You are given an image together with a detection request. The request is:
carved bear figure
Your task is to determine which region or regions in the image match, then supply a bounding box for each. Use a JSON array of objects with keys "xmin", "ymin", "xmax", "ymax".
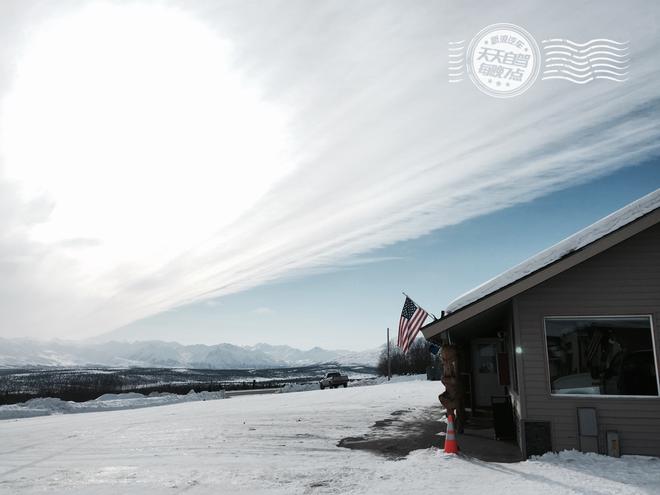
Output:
[{"xmin": 438, "ymin": 344, "xmax": 466, "ymax": 433}]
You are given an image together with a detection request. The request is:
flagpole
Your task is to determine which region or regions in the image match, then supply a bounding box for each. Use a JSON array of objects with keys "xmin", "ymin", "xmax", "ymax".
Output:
[
  {"xmin": 402, "ymin": 291, "xmax": 438, "ymax": 321},
  {"xmin": 386, "ymin": 328, "xmax": 391, "ymax": 381}
]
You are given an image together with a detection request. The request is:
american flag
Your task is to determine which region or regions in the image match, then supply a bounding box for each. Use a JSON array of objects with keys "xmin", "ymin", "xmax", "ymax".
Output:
[{"xmin": 398, "ymin": 296, "xmax": 428, "ymax": 353}]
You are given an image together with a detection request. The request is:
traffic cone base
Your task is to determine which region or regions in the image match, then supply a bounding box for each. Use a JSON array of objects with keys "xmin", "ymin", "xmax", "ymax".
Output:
[{"xmin": 443, "ymin": 414, "xmax": 459, "ymax": 454}]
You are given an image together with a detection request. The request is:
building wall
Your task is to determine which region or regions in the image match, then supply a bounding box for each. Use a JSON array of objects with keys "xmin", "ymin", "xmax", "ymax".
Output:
[{"xmin": 514, "ymin": 221, "xmax": 660, "ymax": 456}]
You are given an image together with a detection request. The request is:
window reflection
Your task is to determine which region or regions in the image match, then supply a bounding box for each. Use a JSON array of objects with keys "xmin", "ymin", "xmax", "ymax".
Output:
[{"xmin": 545, "ymin": 317, "xmax": 658, "ymax": 396}]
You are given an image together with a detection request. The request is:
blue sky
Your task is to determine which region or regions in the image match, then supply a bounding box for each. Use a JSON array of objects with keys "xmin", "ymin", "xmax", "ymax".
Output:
[{"xmin": 112, "ymin": 160, "xmax": 660, "ymax": 350}]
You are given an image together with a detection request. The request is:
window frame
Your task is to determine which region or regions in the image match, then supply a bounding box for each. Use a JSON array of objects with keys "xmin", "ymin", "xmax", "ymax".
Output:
[{"xmin": 542, "ymin": 315, "xmax": 660, "ymax": 399}]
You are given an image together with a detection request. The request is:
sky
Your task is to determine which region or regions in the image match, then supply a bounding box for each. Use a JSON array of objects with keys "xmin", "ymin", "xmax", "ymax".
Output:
[
  {"xmin": 111, "ymin": 162, "xmax": 660, "ymax": 349},
  {"xmin": 0, "ymin": 1, "xmax": 659, "ymax": 350}
]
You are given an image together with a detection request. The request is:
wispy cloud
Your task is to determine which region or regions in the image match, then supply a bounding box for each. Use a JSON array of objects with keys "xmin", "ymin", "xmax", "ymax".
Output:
[{"xmin": 0, "ymin": 1, "xmax": 659, "ymax": 339}]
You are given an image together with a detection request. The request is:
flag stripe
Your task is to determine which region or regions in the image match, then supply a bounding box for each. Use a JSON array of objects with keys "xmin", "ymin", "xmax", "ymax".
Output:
[
  {"xmin": 403, "ymin": 309, "xmax": 427, "ymax": 351},
  {"xmin": 402, "ymin": 315, "xmax": 416, "ymax": 348},
  {"xmin": 398, "ymin": 316, "xmax": 406, "ymax": 347}
]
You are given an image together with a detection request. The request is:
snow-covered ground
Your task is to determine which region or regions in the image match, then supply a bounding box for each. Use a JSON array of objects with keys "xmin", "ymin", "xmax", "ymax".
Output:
[
  {"xmin": 0, "ymin": 390, "xmax": 226, "ymax": 420},
  {"xmin": 0, "ymin": 374, "xmax": 402, "ymax": 419},
  {"xmin": 1, "ymin": 379, "xmax": 659, "ymax": 494}
]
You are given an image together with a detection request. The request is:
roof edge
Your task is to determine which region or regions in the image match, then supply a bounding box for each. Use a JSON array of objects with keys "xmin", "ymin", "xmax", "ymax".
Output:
[
  {"xmin": 446, "ymin": 188, "xmax": 660, "ymax": 314},
  {"xmin": 422, "ymin": 206, "xmax": 660, "ymax": 340}
]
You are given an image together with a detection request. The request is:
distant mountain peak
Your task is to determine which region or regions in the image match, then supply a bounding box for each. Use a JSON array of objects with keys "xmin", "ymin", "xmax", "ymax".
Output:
[{"xmin": 0, "ymin": 338, "xmax": 380, "ymax": 369}]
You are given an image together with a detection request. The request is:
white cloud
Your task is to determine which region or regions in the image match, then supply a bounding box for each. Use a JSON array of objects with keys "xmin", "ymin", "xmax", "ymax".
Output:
[{"xmin": 0, "ymin": 0, "xmax": 659, "ymax": 340}]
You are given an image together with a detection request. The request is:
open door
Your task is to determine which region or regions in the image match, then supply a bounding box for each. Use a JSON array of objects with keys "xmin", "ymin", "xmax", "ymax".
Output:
[{"xmin": 472, "ymin": 339, "xmax": 505, "ymax": 408}]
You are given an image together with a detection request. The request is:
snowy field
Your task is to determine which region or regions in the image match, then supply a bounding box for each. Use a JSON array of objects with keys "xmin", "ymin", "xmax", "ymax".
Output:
[
  {"xmin": 1, "ymin": 379, "xmax": 659, "ymax": 494},
  {"xmin": 0, "ymin": 390, "xmax": 227, "ymax": 420},
  {"xmin": 0, "ymin": 374, "xmax": 387, "ymax": 420}
]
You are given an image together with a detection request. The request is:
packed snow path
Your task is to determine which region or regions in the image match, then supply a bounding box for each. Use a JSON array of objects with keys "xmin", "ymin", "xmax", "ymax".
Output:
[{"xmin": 1, "ymin": 379, "xmax": 659, "ymax": 494}]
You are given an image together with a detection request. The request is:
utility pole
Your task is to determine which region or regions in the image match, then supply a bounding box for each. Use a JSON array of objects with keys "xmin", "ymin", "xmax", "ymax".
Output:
[{"xmin": 387, "ymin": 327, "xmax": 391, "ymax": 381}]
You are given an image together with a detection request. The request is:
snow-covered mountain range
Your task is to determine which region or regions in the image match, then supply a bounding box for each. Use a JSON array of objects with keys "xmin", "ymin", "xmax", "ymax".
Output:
[{"xmin": 0, "ymin": 338, "xmax": 380, "ymax": 369}]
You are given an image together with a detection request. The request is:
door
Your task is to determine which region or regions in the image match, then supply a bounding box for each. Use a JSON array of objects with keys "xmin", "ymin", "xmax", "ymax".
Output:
[{"xmin": 472, "ymin": 339, "xmax": 505, "ymax": 408}]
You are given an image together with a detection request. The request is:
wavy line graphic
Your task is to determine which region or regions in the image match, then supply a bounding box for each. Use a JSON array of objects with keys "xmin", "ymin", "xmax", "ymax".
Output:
[
  {"xmin": 545, "ymin": 63, "xmax": 628, "ymax": 74},
  {"xmin": 541, "ymin": 38, "xmax": 629, "ymax": 84},
  {"xmin": 544, "ymin": 50, "xmax": 629, "ymax": 61},
  {"xmin": 542, "ymin": 38, "xmax": 628, "ymax": 47},
  {"xmin": 542, "ymin": 44, "xmax": 629, "ymax": 54},
  {"xmin": 542, "ymin": 75, "xmax": 629, "ymax": 83},
  {"xmin": 447, "ymin": 41, "xmax": 465, "ymax": 82},
  {"xmin": 543, "ymin": 69, "xmax": 628, "ymax": 79},
  {"xmin": 544, "ymin": 65, "xmax": 628, "ymax": 77},
  {"xmin": 544, "ymin": 57, "xmax": 629, "ymax": 67}
]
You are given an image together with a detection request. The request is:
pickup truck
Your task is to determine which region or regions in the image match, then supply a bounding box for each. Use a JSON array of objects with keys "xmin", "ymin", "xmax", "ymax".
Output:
[{"xmin": 319, "ymin": 371, "xmax": 349, "ymax": 389}]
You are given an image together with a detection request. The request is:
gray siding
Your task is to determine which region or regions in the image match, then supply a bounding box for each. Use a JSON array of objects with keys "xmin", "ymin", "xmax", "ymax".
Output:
[{"xmin": 514, "ymin": 221, "xmax": 660, "ymax": 456}]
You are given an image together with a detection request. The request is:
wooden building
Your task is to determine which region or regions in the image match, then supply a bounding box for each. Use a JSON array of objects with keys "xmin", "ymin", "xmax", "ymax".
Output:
[{"xmin": 422, "ymin": 189, "xmax": 660, "ymax": 457}]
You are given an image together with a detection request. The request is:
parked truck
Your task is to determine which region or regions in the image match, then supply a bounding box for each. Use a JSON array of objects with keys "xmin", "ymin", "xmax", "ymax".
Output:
[{"xmin": 319, "ymin": 371, "xmax": 349, "ymax": 389}]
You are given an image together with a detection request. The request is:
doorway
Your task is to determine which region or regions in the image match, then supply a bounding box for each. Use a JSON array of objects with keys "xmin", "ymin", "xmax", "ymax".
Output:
[{"xmin": 472, "ymin": 339, "xmax": 505, "ymax": 408}]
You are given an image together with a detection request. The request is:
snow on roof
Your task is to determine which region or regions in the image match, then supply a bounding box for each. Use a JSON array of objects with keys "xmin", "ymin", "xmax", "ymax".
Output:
[{"xmin": 446, "ymin": 188, "xmax": 660, "ymax": 314}]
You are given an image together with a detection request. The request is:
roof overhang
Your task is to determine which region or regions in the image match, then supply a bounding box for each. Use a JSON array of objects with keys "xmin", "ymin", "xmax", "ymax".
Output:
[{"xmin": 422, "ymin": 206, "xmax": 660, "ymax": 341}]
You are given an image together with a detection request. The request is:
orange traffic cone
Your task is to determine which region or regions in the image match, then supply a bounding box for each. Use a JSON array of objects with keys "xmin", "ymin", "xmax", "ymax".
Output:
[{"xmin": 443, "ymin": 414, "xmax": 459, "ymax": 454}]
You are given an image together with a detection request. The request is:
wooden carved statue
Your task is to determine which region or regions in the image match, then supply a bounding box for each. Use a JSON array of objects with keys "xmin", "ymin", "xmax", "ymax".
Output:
[{"xmin": 438, "ymin": 344, "xmax": 466, "ymax": 433}]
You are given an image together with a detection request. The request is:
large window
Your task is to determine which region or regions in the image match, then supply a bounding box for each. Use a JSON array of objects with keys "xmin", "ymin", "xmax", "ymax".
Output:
[{"xmin": 545, "ymin": 317, "xmax": 658, "ymax": 396}]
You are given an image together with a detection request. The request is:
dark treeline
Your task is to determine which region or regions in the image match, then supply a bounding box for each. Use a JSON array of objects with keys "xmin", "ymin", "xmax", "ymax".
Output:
[
  {"xmin": 0, "ymin": 371, "xmax": 276, "ymax": 405},
  {"xmin": 0, "ymin": 365, "xmax": 375, "ymax": 405},
  {"xmin": 376, "ymin": 339, "xmax": 440, "ymax": 376}
]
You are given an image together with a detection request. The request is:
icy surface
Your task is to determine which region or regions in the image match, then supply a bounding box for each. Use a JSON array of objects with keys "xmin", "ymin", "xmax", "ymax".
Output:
[
  {"xmin": 447, "ymin": 188, "xmax": 660, "ymax": 313},
  {"xmin": 1, "ymin": 379, "xmax": 659, "ymax": 494},
  {"xmin": 0, "ymin": 390, "xmax": 226, "ymax": 420}
]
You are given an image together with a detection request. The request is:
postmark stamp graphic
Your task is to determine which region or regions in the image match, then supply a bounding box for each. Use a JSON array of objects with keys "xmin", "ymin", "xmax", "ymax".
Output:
[{"xmin": 466, "ymin": 23, "xmax": 541, "ymax": 98}]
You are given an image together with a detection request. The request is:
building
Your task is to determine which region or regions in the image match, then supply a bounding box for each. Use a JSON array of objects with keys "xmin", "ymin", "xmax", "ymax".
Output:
[{"xmin": 422, "ymin": 189, "xmax": 660, "ymax": 457}]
